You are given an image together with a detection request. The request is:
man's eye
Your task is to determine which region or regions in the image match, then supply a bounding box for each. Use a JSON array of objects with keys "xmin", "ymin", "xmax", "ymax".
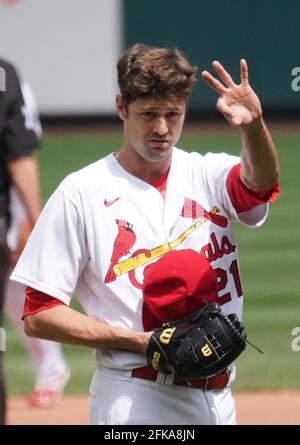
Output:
[
  {"xmin": 168, "ymin": 112, "xmax": 179, "ymax": 118},
  {"xmin": 142, "ymin": 112, "xmax": 154, "ymax": 118}
]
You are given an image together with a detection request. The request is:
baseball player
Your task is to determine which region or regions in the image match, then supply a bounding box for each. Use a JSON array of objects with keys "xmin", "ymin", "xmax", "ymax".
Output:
[{"xmin": 11, "ymin": 44, "xmax": 279, "ymax": 425}]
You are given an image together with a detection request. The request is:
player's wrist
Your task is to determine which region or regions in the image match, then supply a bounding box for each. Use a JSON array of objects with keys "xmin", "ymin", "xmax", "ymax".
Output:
[
  {"xmin": 114, "ymin": 328, "xmax": 152, "ymax": 355},
  {"xmin": 137, "ymin": 331, "xmax": 153, "ymax": 355},
  {"xmin": 240, "ymin": 114, "xmax": 264, "ymax": 133}
]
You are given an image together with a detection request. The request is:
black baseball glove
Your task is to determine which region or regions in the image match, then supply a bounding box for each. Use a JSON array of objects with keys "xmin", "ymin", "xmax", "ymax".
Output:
[{"xmin": 146, "ymin": 303, "xmax": 246, "ymax": 380}]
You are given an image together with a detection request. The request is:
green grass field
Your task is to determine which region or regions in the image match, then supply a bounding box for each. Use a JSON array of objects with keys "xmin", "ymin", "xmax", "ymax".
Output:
[{"xmin": 4, "ymin": 125, "xmax": 300, "ymax": 394}]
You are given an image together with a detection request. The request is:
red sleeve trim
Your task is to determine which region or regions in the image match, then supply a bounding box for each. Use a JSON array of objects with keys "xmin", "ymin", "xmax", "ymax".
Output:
[
  {"xmin": 226, "ymin": 163, "xmax": 280, "ymax": 214},
  {"xmin": 23, "ymin": 286, "xmax": 65, "ymax": 319}
]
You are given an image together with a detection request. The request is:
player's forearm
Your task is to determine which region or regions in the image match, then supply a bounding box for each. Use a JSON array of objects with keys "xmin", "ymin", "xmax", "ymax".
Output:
[
  {"xmin": 24, "ymin": 304, "xmax": 151, "ymax": 355},
  {"xmin": 7, "ymin": 156, "xmax": 41, "ymax": 225},
  {"xmin": 240, "ymin": 117, "xmax": 279, "ymax": 191}
]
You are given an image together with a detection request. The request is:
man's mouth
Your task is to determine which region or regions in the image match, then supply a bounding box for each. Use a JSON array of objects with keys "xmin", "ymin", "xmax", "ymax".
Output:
[
  {"xmin": 149, "ymin": 139, "xmax": 169, "ymax": 145},
  {"xmin": 148, "ymin": 140, "xmax": 170, "ymax": 150}
]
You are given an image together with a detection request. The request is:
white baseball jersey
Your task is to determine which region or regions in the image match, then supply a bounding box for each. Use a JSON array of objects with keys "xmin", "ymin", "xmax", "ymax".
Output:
[{"xmin": 11, "ymin": 147, "xmax": 268, "ymax": 372}]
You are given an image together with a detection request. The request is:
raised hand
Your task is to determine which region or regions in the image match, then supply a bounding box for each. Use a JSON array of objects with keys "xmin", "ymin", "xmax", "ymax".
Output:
[{"xmin": 201, "ymin": 60, "xmax": 262, "ymax": 128}]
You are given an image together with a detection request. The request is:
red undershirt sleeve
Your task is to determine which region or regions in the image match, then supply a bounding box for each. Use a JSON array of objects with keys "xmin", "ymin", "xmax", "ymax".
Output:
[
  {"xmin": 226, "ymin": 163, "xmax": 279, "ymax": 214},
  {"xmin": 23, "ymin": 286, "xmax": 65, "ymax": 320}
]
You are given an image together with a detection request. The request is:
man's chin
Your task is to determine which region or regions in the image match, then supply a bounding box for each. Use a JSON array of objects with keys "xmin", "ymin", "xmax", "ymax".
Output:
[{"xmin": 146, "ymin": 146, "xmax": 173, "ymax": 162}]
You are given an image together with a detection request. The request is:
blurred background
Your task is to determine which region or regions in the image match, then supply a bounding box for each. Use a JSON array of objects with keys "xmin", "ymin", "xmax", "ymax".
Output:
[
  {"xmin": 1, "ymin": 0, "xmax": 299, "ymax": 420},
  {"xmin": 1, "ymin": 0, "xmax": 299, "ymax": 119}
]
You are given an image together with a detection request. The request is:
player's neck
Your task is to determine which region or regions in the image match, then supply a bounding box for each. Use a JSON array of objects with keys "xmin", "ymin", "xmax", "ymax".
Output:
[{"xmin": 114, "ymin": 149, "xmax": 172, "ymax": 184}]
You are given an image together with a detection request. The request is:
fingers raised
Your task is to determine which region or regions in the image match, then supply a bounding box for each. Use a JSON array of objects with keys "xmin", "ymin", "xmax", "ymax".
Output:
[
  {"xmin": 240, "ymin": 59, "xmax": 249, "ymax": 86},
  {"xmin": 202, "ymin": 59, "xmax": 250, "ymax": 93},
  {"xmin": 212, "ymin": 61, "xmax": 236, "ymax": 88},
  {"xmin": 201, "ymin": 70, "xmax": 227, "ymax": 94}
]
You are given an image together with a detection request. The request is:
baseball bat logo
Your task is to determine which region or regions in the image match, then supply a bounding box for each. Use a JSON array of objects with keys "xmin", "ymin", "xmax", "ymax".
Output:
[{"xmin": 113, "ymin": 206, "xmax": 222, "ymax": 277}]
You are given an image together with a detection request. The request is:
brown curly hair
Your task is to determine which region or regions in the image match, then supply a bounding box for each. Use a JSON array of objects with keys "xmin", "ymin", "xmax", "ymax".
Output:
[{"xmin": 117, "ymin": 43, "xmax": 197, "ymax": 109}]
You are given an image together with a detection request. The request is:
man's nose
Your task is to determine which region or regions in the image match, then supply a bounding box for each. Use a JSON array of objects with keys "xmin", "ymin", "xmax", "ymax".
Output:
[{"xmin": 153, "ymin": 118, "xmax": 168, "ymax": 136}]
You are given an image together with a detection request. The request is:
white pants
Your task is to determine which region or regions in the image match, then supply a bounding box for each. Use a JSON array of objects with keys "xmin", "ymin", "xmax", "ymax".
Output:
[{"xmin": 89, "ymin": 367, "xmax": 236, "ymax": 425}]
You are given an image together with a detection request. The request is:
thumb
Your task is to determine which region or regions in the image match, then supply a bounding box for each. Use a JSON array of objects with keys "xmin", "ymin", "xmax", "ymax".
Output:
[
  {"xmin": 232, "ymin": 116, "xmax": 242, "ymax": 126},
  {"xmin": 216, "ymin": 97, "xmax": 232, "ymax": 116}
]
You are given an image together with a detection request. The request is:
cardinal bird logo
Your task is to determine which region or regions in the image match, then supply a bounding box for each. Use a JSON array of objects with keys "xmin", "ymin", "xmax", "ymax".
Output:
[
  {"xmin": 181, "ymin": 198, "xmax": 228, "ymax": 228},
  {"xmin": 104, "ymin": 219, "xmax": 137, "ymax": 283}
]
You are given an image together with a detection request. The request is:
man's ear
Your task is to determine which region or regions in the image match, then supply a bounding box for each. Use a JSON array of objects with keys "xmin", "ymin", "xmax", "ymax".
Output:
[{"xmin": 116, "ymin": 95, "xmax": 127, "ymax": 120}]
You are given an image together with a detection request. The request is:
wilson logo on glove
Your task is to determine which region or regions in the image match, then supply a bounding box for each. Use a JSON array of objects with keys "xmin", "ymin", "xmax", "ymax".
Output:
[
  {"xmin": 201, "ymin": 344, "xmax": 213, "ymax": 357},
  {"xmin": 159, "ymin": 327, "xmax": 176, "ymax": 345},
  {"xmin": 152, "ymin": 351, "xmax": 161, "ymax": 371},
  {"xmin": 146, "ymin": 303, "xmax": 247, "ymax": 380}
]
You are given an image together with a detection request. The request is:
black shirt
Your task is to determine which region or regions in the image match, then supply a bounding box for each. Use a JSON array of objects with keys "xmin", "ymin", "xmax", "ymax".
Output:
[{"xmin": 0, "ymin": 58, "xmax": 39, "ymax": 218}]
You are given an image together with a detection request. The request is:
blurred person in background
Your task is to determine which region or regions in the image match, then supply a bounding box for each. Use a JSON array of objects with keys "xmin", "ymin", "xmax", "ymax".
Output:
[
  {"xmin": 0, "ymin": 58, "xmax": 69, "ymax": 423},
  {"xmin": 5, "ymin": 186, "xmax": 71, "ymax": 409}
]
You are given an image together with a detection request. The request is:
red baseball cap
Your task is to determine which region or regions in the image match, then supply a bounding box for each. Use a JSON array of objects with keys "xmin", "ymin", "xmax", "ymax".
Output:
[{"xmin": 142, "ymin": 249, "xmax": 218, "ymax": 331}]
